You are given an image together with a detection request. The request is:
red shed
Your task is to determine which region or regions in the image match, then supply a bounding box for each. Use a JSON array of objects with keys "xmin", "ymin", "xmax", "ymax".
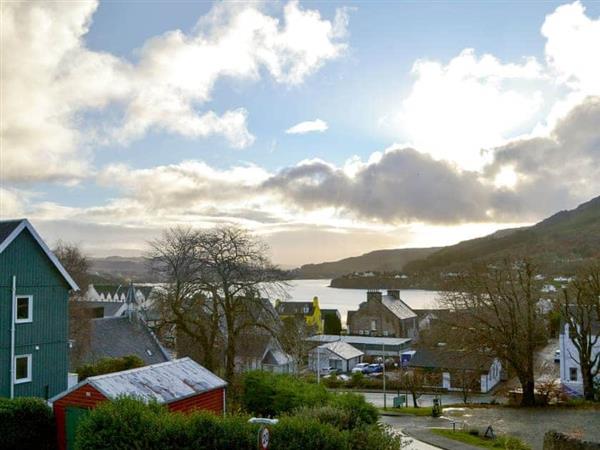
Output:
[{"xmin": 50, "ymin": 357, "xmax": 227, "ymax": 450}]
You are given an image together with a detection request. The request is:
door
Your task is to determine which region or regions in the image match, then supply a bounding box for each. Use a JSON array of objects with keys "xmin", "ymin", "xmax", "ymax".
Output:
[{"xmin": 66, "ymin": 407, "xmax": 90, "ymax": 450}]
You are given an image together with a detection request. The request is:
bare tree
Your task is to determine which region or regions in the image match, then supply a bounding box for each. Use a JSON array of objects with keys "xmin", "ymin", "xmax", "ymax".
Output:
[
  {"xmin": 53, "ymin": 240, "xmax": 90, "ymax": 297},
  {"xmin": 278, "ymin": 316, "xmax": 316, "ymax": 373},
  {"xmin": 441, "ymin": 258, "xmax": 547, "ymax": 406},
  {"xmin": 149, "ymin": 227, "xmax": 222, "ymax": 371},
  {"xmin": 53, "ymin": 242, "xmax": 92, "ymax": 364},
  {"xmin": 453, "ymin": 369, "xmax": 481, "ymax": 404},
  {"xmin": 149, "ymin": 226, "xmax": 286, "ymax": 380},
  {"xmin": 560, "ymin": 263, "xmax": 600, "ymax": 401},
  {"xmin": 400, "ymin": 370, "xmax": 425, "ymax": 408}
]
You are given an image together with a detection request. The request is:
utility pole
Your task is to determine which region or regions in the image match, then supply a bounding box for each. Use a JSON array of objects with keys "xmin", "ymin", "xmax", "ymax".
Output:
[
  {"xmin": 382, "ymin": 341, "xmax": 386, "ymax": 409},
  {"xmin": 317, "ymin": 345, "xmax": 320, "ymax": 384}
]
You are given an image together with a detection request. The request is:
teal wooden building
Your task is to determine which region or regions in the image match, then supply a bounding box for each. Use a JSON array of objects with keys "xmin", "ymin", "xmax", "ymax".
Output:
[{"xmin": 0, "ymin": 219, "xmax": 78, "ymax": 399}]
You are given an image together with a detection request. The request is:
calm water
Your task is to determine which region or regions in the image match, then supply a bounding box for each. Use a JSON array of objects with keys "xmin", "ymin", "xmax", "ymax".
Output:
[{"xmin": 282, "ymin": 279, "xmax": 442, "ymax": 326}]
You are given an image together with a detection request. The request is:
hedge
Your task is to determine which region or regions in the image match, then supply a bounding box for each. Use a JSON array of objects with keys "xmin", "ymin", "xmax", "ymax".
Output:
[
  {"xmin": 75, "ymin": 397, "xmax": 403, "ymax": 450},
  {"xmin": 0, "ymin": 397, "xmax": 56, "ymax": 450}
]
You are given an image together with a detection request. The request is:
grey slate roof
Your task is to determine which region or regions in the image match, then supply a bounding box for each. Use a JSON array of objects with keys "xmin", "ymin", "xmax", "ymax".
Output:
[
  {"xmin": 408, "ymin": 348, "xmax": 495, "ymax": 372},
  {"xmin": 277, "ymin": 301, "xmax": 314, "ymax": 316},
  {"xmin": 381, "ymin": 295, "xmax": 417, "ymax": 320},
  {"xmin": 52, "ymin": 358, "xmax": 226, "ymax": 404},
  {"xmin": 85, "ymin": 315, "xmax": 170, "ymax": 365}
]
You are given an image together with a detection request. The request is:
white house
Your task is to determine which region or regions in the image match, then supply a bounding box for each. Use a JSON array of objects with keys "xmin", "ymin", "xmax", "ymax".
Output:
[
  {"xmin": 309, "ymin": 341, "xmax": 364, "ymax": 373},
  {"xmin": 559, "ymin": 321, "xmax": 600, "ymax": 397}
]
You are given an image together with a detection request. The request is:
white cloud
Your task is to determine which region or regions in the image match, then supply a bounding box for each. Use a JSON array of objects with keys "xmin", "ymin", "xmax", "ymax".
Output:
[
  {"xmin": 542, "ymin": 1, "xmax": 600, "ymax": 94},
  {"xmin": 285, "ymin": 119, "xmax": 329, "ymax": 134},
  {"xmin": 1, "ymin": 1, "xmax": 348, "ymax": 183},
  {"xmin": 389, "ymin": 2, "xmax": 600, "ymax": 172},
  {"xmin": 394, "ymin": 49, "xmax": 546, "ymax": 170}
]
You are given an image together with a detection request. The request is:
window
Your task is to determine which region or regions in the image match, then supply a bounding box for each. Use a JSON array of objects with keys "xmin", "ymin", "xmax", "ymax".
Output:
[
  {"xmin": 371, "ymin": 320, "xmax": 377, "ymax": 331},
  {"xmin": 15, "ymin": 296, "xmax": 32, "ymax": 323},
  {"xmin": 14, "ymin": 355, "xmax": 32, "ymax": 383},
  {"xmin": 383, "ymin": 330, "xmax": 389, "ymax": 337},
  {"xmin": 569, "ymin": 367, "xmax": 578, "ymax": 381},
  {"xmin": 303, "ymin": 307, "xmax": 309, "ymax": 314}
]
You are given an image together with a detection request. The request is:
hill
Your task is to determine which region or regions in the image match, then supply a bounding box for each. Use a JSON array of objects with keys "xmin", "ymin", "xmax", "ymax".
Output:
[
  {"xmin": 404, "ymin": 195, "xmax": 600, "ymax": 274},
  {"xmin": 293, "ymin": 247, "xmax": 440, "ymax": 279},
  {"xmin": 89, "ymin": 256, "xmax": 152, "ymax": 283}
]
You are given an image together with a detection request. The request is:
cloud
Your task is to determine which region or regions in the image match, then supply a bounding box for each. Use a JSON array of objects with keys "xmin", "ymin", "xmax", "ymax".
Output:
[
  {"xmin": 542, "ymin": 1, "xmax": 600, "ymax": 94},
  {"xmin": 389, "ymin": 49, "xmax": 546, "ymax": 170},
  {"xmin": 285, "ymin": 119, "xmax": 329, "ymax": 134},
  {"xmin": 386, "ymin": 2, "xmax": 600, "ymax": 171},
  {"xmin": 1, "ymin": 1, "xmax": 348, "ymax": 183}
]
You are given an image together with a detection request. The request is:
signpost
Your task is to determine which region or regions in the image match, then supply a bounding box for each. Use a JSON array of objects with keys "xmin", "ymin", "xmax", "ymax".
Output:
[{"xmin": 249, "ymin": 418, "xmax": 279, "ymax": 450}]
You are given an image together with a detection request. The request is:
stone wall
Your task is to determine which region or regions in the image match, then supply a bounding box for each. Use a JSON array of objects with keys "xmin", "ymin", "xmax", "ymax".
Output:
[{"xmin": 544, "ymin": 431, "xmax": 600, "ymax": 450}]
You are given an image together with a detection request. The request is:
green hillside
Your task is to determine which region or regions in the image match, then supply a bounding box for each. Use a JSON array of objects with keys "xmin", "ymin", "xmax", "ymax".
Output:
[
  {"xmin": 294, "ymin": 247, "xmax": 440, "ymax": 279},
  {"xmin": 404, "ymin": 195, "xmax": 600, "ymax": 274}
]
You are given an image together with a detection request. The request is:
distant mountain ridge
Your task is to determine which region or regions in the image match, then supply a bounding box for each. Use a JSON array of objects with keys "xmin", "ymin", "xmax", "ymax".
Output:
[
  {"xmin": 89, "ymin": 256, "xmax": 152, "ymax": 283},
  {"xmin": 404, "ymin": 194, "xmax": 600, "ymax": 274},
  {"xmin": 293, "ymin": 247, "xmax": 440, "ymax": 279}
]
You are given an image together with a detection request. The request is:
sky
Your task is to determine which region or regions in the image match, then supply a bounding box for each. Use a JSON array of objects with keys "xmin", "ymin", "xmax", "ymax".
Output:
[{"xmin": 1, "ymin": 0, "xmax": 600, "ymax": 267}]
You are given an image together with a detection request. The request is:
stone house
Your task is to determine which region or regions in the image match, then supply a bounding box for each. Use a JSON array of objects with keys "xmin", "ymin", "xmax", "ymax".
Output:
[{"xmin": 347, "ymin": 290, "xmax": 417, "ymax": 338}]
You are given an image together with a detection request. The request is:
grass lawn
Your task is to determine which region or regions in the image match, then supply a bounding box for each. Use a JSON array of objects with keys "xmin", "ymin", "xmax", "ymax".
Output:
[
  {"xmin": 379, "ymin": 406, "xmax": 434, "ymax": 416},
  {"xmin": 431, "ymin": 428, "xmax": 531, "ymax": 450}
]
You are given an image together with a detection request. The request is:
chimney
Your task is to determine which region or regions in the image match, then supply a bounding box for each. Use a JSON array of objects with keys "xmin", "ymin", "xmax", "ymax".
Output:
[
  {"xmin": 387, "ymin": 289, "xmax": 400, "ymax": 300},
  {"xmin": 367, "ymin": 290, "xmax": 382, "ymax": 302}
]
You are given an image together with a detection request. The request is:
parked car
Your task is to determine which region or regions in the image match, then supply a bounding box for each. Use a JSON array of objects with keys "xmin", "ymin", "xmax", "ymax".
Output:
[
  {"xmin": 365, "ymin": 363, "xmax": 383, "ymax": 374},
  {"xmin": 351, "ymin": 363, "xmax": 370, "ymax": 374},
  {"xmin": 338, "ymin": 374, "xmax": 351, "ymax": 382},
  {"xmin": 320, "ymin": 367, "xmax": 339, "ymax": 376},
  {"xmin": 554, "ymin": 349, "xmax": 560, "ymax": 363}
]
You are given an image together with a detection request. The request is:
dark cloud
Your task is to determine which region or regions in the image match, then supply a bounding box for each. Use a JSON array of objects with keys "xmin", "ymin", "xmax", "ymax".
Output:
[
  {"xmin": 263, "ymin": 96, "xmax": 600, "ymax": 224},
  {"xmin": 263, "ymin": 150, "xmax": 493, "ymax": 223}
]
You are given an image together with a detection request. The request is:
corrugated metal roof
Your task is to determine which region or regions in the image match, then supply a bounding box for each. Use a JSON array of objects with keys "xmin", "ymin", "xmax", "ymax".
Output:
[
  {"xmin": 381, "ymin": 295, "xmax": 417, "ymax": 320},
  {"xmin": 90, "ymin": 358, "xmax": 226, "ymax": 404},
  {"xmin": 307, "ymin": 334, "xmax": 412, "ymax": 346},
  {"xmin": 319, "ymin": 341, "xmax": 363, "ymax": 360},
  {"xmin": 51, "ymin": 358, "xmax": 226, "ymax": 405}
]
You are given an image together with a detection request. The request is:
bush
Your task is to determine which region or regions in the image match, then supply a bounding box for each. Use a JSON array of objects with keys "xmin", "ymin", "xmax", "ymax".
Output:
[
  {"xmin": 75, "ymin": 397, "xmax": 163, "ymax": 450},
  {"xmin": 242, "ymin": 371, "xmax": 329, "ymax": 417},
  {"xmin": 0, "ymin": 397, "xmax": 56, "ymax": 450},
  {"xmin": 76, "ymin": 355, "xmax": 145, "ymax": 380},
  {"xmin": 349, "ymin": 423, "xmax": 403, "ymax": 450},
  {"xmin": 330, "ymin": 393, "xmax": 378, "ymax": 427},
  {"xmin": 270, "ymin": 415, "xmax": 348, "ymax": 450},
  {"xmin": 76, "ymin": 398, "xmax": 258, "ymax": 450}
]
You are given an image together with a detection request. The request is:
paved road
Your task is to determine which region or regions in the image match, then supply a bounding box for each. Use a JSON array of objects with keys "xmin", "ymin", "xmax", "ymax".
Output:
[{"xmin": 382, "ymin": 407, "xmax": 600, "ymax": 450}]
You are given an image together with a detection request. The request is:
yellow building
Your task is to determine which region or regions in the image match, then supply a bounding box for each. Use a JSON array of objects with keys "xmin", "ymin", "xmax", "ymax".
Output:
[{"xmin": 275, "ymin": 296, "xmax": 323, "ymax": 334}]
